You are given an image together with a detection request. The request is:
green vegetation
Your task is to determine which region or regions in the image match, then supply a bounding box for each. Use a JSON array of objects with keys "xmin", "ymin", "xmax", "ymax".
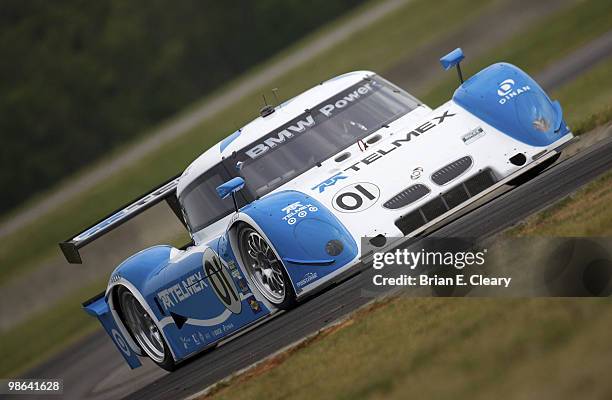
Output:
[
  {"xmin": 573, "ymin": 105, "xmax": 612, "ymax": 136},
  {"xmin": 203, "ymin": 298, "xmax": 612, "ymax": 400},
  {"xmin": 421, "ymin": 0, "xmax": 612, "ymax": 107},
  {"xmin": 0, "ymin": 280, "xmax": 104, "ymax": 377},
  {"xmin": 551, "ymin": 57, "xmax": 612, "ymax": 133},
  {"xmin": 508, "ymin": 172, "xmax": 612, "ymax": 236},
  {"xmin": 0, "ymin": 0, "xmax": 495, "ymax": 285},
  {"xmin": 0, "ymin": 0, "xmax": 364, "ymax": 213}
]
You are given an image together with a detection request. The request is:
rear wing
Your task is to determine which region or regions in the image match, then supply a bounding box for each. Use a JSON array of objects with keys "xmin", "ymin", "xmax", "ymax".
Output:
[{"xmin": 59, "ymin": 174, "xmax": 186, "ymax": 264}]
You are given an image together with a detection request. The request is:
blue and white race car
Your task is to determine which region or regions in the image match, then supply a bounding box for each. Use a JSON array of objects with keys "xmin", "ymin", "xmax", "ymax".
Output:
[{"xmin": 60, "ymin": 49, "xmax": 573, "ymax": 371}]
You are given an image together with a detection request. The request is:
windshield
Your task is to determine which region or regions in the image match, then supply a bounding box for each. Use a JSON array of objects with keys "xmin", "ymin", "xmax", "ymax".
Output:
[{"xmin": 232, "ymin": 75, "xmax": 419, "ymax": 197}]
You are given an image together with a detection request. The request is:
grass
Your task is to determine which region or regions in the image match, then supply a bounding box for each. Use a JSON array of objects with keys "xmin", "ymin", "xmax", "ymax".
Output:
[
  {"xmin": 202, "ymin": 298, "xmax": 612, "ymax": 400},
  {"xmin": 508, "ymin": 172, "xmax": 612, "ymax": 236},
  {"xmin": 0, "ymin": 0, "xmax": 495, "ymax": 285},
  {"xmin": 0, "ymin": 280, "xmax": 104, "ymax": 378},
  {"xmin": 573, "ymin": 105, "xmax": 612, "ymax": 136},
  {"xmin": 550, "ymin": 56, "xmax": 612, "ymax": 133},
  {"xmin": 421, "ymin": 0, "xmax": 612, "ymax": 107}
]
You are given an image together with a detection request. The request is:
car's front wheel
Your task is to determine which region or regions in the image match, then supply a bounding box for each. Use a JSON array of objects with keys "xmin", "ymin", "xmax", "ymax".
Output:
[
  {"xmin": 237, "ymin": 224, "xmax": 297, "ymax": 310},
  {"xmin": 508, "ymin": 152, "xmax": 561, "ymax": 186},
  {"xmin": 117, "ymin": 287, "xmax": 177, "ymax": 371}
]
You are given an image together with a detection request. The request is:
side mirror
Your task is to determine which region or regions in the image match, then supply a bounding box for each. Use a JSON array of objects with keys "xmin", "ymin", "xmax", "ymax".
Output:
[
  {"xmin": 216, "ymin": 177, "xmax": 245, "ymax": 212},
  {"xmin": 440, "ymin": 48, "xmax": 465, "ymax": 84}
]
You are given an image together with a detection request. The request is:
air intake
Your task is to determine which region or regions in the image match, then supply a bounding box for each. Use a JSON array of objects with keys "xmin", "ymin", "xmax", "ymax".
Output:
[
  {"xmin": 431, "ymin": 156, "xmax": 473, "ymax": 185},
  {"xmin": 383, "ymin": 184, "xmax": 430, "ymax": 209},
  {"xmin": 395, "ymin": 169, "xmax": 496, "ymax": 235}
]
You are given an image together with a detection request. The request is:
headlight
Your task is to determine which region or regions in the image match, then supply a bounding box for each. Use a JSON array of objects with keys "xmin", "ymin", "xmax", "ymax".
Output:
[
  {"xmin": 515, "ymin": 91, "xmax": 555, "ymax": 135},
  {"xmin": 294, "ymin": 219, "xmax": 344, "ymax": 259},
  {"xmin": 325, "ymin": 240, "xmax": 344, "ymax": 256}
]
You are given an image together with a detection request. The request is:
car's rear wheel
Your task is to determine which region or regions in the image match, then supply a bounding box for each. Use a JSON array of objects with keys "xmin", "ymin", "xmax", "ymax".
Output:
[
  {"xmin": 118, "ymin": 287, "xmax": 176, "ymax": 371},
  {"xmin": 237, "ymin": 224, "xmax": 297, "ymax": 309}
]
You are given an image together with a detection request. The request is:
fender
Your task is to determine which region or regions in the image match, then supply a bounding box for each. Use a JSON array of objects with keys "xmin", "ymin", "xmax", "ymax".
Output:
[
  {"xmin": 106, "ymin": 245, "xmax": 180, "ymax": 360},
  {"xmin": 107, "ymin": 243, "xmax": 272, "ymax": 361},
  {"xmin": 108, "ymin": 245, "xmax": 176, "ymax": 294},
  {"xmin": 453, "ymin": 62, "xmax": 571, "ymax": 146},
  {"xmin": 227, "ymin": 190, "xmax": 358, "ymax": 294}
]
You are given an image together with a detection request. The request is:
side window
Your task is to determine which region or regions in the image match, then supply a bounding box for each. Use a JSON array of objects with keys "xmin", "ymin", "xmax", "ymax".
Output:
[{"xmin": 180, "ymin": 165, "xmax": 245, "ymax": 232}]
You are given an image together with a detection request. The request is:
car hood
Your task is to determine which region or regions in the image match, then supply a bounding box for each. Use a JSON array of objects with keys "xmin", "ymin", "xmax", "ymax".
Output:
[{"xmin": 275, "ymin": 102, "xmax": 494, "ymax": 241}]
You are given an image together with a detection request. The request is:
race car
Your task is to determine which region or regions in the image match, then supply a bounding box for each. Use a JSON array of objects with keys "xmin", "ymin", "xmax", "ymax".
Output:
[{"xmin": 59, "ymin": 48, "xmax": 573, "ymax": 371}]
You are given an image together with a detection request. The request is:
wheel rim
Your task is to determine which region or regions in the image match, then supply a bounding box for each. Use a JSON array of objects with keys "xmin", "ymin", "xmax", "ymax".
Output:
[
  {"xmin": 120, "ymin": 291, "xmax": 165, "ymax": 363},
  {"xmin": 239, "ymin": 227, "xmax": 286, "ymax": 303}
]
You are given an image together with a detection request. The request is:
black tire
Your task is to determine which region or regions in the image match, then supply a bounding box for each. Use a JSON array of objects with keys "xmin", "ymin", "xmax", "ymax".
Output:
[
  {"xmin": 508, "ymin": 152, "xmax": 561, "ymax": 186},
  {"xmin": 117, "ymin": 287, "xmax": 177, "ymax": 371},
  {"xmin": 236, "ymin": 223, "xmax": 297, "ymax": 310}
]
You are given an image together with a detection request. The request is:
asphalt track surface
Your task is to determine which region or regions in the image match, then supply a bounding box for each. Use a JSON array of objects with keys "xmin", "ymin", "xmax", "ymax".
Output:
[{"xmin": 18, "ymin": 132, "xmax": 612, "ymax": 400}]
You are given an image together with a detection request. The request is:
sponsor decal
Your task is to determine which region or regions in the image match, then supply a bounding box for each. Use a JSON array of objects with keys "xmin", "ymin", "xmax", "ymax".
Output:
[
  {"xmin": 342, "ymin": 111, "xmax": 456, "ymax": 173},
  {"xmin": 243, "ymin": 80, "xmax": 383, "ymax": 160},
  {"xmin": 246, "ymin": 115, "xmax": 316, "ymax": 159},
  {"xmin": 319, "ymin": 81, "xmax": 379, "ymax": 117},
  {"xmin": 281, "ymin": 201, "xmax": 318, "ymax": 225},
  {"xmin": 311, "ymin": 112, "xmax": 455, "ymax": 200},
  {"xmin": 248, "ymin": 298, "xmax": 262, "ymax": 314},
  {"xmin": 110, "ymin": 273, "xmax": 121, "ymax": 283},
  {"xmin": 410, "ymin": 167, "xmax": 423, "ymax": 180},
  {"xmin": 311, "ymin": 172, "xmax": 348, "ymax": 193},
  {"xmin": 462, "ymin": 126, "xmax": 486, "ymax": 144},
  {"xmin": 230, "ymin": 266, "xmax": 242, "ymax": 280},
  {"xmin": 111, "ymin": 329, "xmax": 131, "ymax": 356},
  {"xmin": 204, "ymin": 249, "xmax": 242, "ymax": 314},
  {"xmin": 238, "ymin": 278, "xmax": 249, "ymax": 294},
  {"xmin": 297, "ymin": 272, "xmax": 318, "ymax": 287},
  {"xmin": 179, "ymin": 331, "xmax": 216, "ymax": 349},
  {"xmin": 157, "ymin": 270, "xmax": 208, "ymax": 311},
  {"xmin": 497, "ymin": 78, "xmax": 531, "ymax": 105},
  {"xmin": 192, "ymin": 332, "xmax": 201, "ymax": 345},
  {"xmin": 227, "ymin": 259, "xmax": 238, "ymax": 271},
  {"xmin": 332, "ymin": 182, "xmax": 380, "ymax": 213},
  {"xmin": 212, "ymin": 322, "xmax": 236, "ymax": 337},
  {"xmin": 179, "ymin": 335, "xmax": 192, "ymax": 349},
  {"xmin": 497, "ymin": 79, "xmax": 514, "ymax": 96}
]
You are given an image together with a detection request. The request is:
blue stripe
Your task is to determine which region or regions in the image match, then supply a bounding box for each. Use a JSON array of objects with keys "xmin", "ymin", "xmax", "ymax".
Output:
[{"xmin": 220, "ymin": 130, "xmax": 241, "ymax": 152}]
